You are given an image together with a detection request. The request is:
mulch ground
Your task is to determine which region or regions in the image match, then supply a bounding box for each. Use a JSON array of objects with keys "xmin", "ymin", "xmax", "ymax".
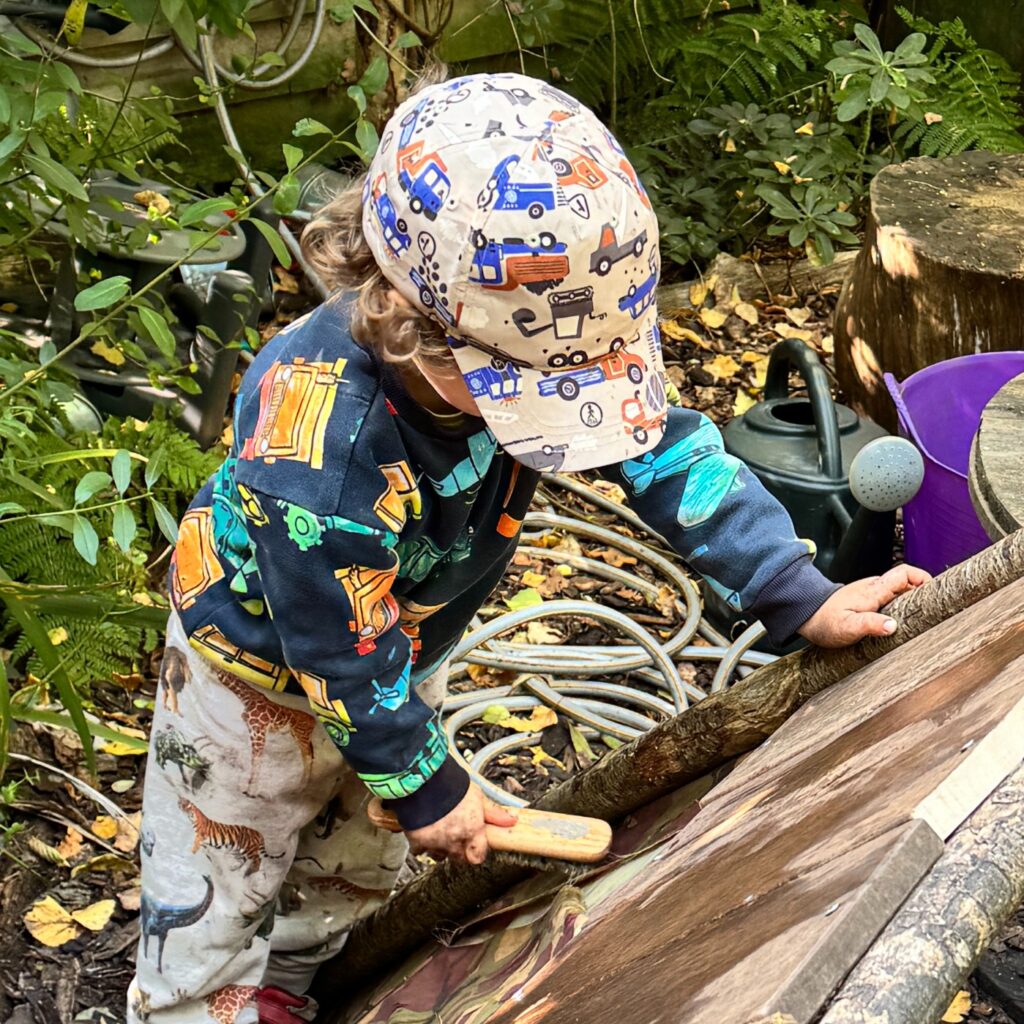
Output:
[{"xmin": 0, "ymin": 253, "xmax": 1014, "ymax": 1024}]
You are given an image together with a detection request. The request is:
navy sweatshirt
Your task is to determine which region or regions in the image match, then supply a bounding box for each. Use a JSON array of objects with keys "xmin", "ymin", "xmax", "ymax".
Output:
[{"xmin": 169, "ymin": 299, "xmax": 838, "ymax": 828}]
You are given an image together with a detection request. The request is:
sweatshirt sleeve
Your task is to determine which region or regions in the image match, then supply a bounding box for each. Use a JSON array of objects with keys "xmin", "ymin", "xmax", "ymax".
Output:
[
  {"xmin": 244, "ymin": 488, "xmax": 469, "ymax": 830},
  {"xmin": 602, "ymin": 406, "xmax": 840, "ymax": 646}
]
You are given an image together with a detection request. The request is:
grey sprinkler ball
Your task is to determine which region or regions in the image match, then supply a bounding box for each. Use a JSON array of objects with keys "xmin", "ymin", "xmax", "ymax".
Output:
[{"xmin": 849, "ymin": 436, "xmax": 926, "ymax": 513}]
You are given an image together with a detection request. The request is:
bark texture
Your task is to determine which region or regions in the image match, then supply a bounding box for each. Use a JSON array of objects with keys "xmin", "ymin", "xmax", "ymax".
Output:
[
  {"xmin": 820, "ymin": 762, "xmax": 1024, "ymax": 1024},
  {"xmin": 833, "ymin": 151, "xmax": 1024, "ymax": 431},
  {"xmin": 311, "ymin": 529, "xmax": 1024, "ymax": 1013}
]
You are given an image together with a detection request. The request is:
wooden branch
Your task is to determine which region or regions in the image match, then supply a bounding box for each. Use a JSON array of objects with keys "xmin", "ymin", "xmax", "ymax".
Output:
[
  {"xmin": 820, "ymin": 761, "xmax": 1024, "ymax": 1024},
  {"xmin": 311, "ymin": 530, "xmax": 1024, "ymax": 1016}
]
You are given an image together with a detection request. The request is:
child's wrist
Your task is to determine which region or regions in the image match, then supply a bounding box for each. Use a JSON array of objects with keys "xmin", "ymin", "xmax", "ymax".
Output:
[{"xmin": 388, "ymin": 756, "xmax": 471, "ymax": 832}]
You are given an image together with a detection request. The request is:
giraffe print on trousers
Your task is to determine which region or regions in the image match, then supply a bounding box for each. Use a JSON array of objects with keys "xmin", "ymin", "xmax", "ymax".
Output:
[
  {"xmin": 205, "ymin": 985, "xmax": 258, "ymax": 1024},
  {"xmin": 215, "ymin": 671, "xmax": 315, "ymax": 791}
]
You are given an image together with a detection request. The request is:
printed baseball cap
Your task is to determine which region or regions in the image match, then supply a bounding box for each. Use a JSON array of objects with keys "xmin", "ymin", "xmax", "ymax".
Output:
[{"xmin": 362, "ymin": 72, "xmax": 667, "ymax": 472}]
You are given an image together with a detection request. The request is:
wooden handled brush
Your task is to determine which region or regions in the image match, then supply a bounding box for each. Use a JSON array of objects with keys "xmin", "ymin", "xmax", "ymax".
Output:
[{"xmin": 367, "ymin": 797, "xmax": 612, "ymax": 864}]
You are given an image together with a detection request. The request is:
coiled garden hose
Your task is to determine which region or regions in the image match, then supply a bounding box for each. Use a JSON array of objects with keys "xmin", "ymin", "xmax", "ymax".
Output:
[{"xmin": 443, "ymin": 485, "xmax": 776, "ymax": 808}]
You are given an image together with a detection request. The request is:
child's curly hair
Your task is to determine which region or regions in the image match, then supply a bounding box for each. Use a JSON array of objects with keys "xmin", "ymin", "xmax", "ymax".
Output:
[{"xmin": 300, "ymin": 66, "xmax": 452, "ymax": 367}]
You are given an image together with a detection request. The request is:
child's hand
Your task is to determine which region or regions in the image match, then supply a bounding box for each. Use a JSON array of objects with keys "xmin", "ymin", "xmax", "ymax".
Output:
[
  {"xmin": 796, "ymin": 564, "xmax": 931, "ymax": 648},
  {"xmin": 405, "ymin": 783, "xmax": 517, "ymax": 865}
]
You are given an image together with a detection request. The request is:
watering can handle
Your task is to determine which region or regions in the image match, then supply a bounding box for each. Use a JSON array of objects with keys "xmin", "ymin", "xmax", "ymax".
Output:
[{"xmin": 764, "ymin": 340, "xmax": 843, "ymax": 480}]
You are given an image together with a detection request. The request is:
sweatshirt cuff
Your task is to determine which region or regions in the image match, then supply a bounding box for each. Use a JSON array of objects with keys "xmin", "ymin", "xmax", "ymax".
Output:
[
  {"xmin": 387, "ymin": 755, "xmax": 471, "ymax": 831},
  {"xmin": 749, "ymin": 557, "xmax": 841, "ymax": 648}
]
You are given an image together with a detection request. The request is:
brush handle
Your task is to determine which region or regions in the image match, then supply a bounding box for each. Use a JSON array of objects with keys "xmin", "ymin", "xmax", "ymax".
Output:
[{"xmin": 366, "ymin": 798, "xmax": 612, "ymax": 864}]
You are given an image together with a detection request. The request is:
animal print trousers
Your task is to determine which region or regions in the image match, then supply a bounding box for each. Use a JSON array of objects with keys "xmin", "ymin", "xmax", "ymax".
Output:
[{"xmin": 128, "ymin": 613, "xmax": 449, "ymax": 1024}]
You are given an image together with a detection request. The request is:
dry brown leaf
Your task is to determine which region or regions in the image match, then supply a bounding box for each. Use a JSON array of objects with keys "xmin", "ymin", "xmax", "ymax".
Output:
[
  {"xmin": 941, "ymin": 990, "xmax": 971, "ymax": 1023},
  {"xmin": 654, "ymin": 585, "xmax": 678, "ymax": 618},
  {"xmin": 56, "ymin": 827, "xmax": 85, "ymax": 861},
  {"xmin": 924, "ymin": 111, "xmax": 943, "ymax": 125},
  {"xmin": 734, "ymin": 302, "xmax": 759, "ymax": 325},
  {"xmin": 134, "ymin": 190, "xmax": 171, "ymax": 216},
  {"xmin": 699, "ymin": 307, "xmax": 728, "ymax": 330},
  {"xmin": 733, "ymin": 390, "xmax": 757, "ymax": 416},
  {"xmin": 273, "ymin": 267, "xmax": 300, "ymax": 294},
  {"xmin": 590, "ymin": 479, "xmax": 626, "ymax": 503},
  {"xmin": 592, "ymin": 547, "xmax": 638, "ymax": 568},
  {"xmin": 118, "ymin": 884, "xmax": 142, "ymax": 913},
  {"xmin": 821, "ymin": 333, "xmax": 834, "ymax": 354},
  {"xmin": 24, "ymin": 896, "xmax": 80, "ymax": 947},
  {"xmin": 702, "ymin": 354, "xmax": 741, "ymax": 381},
  {"xmin": 536, "ymin": 571, "xmax": 567, "ymax": 599},
  {"xmin": 114, "ymin": 812, "xmax": 142, "ymax": 853},
  {"xmin": 525, "ymin": 621, "xmax": 564, "ymax": 645},
  {"xmin": 784, "ymin": 306, "xmax": 813, "ymax": 327}
]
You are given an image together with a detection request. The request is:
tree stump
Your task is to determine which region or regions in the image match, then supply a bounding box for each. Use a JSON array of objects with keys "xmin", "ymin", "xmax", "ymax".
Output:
[
  {"xmin": 969, "ymin": 372, "xmax": 1024, "ymax": 541},
  {"xmin": 834, "ymin": 151, "xmax": 1024, "ymax": 431}
]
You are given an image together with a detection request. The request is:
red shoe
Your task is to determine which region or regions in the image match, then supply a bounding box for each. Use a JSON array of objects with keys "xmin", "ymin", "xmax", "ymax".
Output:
[{"xmin": 257, "ymin": 987, "xmax": 316, "ymax": 1024}]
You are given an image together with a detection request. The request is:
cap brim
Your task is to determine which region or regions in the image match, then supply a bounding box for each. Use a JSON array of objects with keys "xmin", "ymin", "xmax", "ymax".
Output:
[{"xmin": 452, "ymin": 306, "xmax": 667, "ymax": 473}]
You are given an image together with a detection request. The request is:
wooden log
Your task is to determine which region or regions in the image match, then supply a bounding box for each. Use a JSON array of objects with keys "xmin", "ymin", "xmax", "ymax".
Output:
[
  {"xmin": 658, "ymin": 250, "xmax": 857, "ymax": 312},
  {"xmin": 311, "ymin": 529, "xmax": 1024, "ymax": 1012},
  {"xmin": 833, "ymin": 151, "xmax": 1024, "ymax": 432},
  {"xmin": 820, "ymin": 761, "xmax": 1024, "ymax": 1024}
]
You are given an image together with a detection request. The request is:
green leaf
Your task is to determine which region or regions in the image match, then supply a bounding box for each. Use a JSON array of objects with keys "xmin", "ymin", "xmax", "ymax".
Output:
[
  {"xmin": 395, "ymin": 30, "xmax": 421, "ymax": 48},
  {"xmin": 75, "ymin": 470, "xmax": 112, "ymax": 505},
  {"xmin": 112, "ymin": 449, "xmax": 132, "ymax": 495},
  {"xmin": 0, "ymin": 502, "xmax": 26, "ymax": 517},
  {"xmin": 39, "ymin": 339, "xmax": 56, "ymax": 364},
  {"xmin": 853, "ymin": 22, "xmax": 884, "ymax": 60},
  {"xmin": 0, "ymin": 90, "xmax": 11, "ymax": 124},
  {"xmin": 74, "ymin": 276, "xmax": 131, "ymax": 312},
  {"xmin": 836, "ymin": 88, "xmax": 871, "ymax": 122},
  {"xmin": 60, "ymin": 0, "xmax": 89, "ymax": 45},
  {"xmin": 23, "ymin": 153, "xmax": 89, "ymax": 202},
  {"xmin": 144, "ymin": 447, "xmax": 167, "ymax": 488},
  {"xmin": 0, "ymin": 130, "xmax": 25, "ymax": 166},
  {"xmin": 111, "ymin": 503, "xmax": 137, "ymax": 553},
  {"xmin": 282, "ymin": 143, "xmax": 303, "ymax": 172},
  {"xmin": 138, "ymin": 304, "xmax": 177, "ymax": 360},
  {"xmin": 151, "ymin": 498, "xmax": 179, "ymax": 544},
  {"xmin": 260, "ymin": 51, "xmax": 286, "ymax": 67},
  {"xmin": 179, "ymin": 196, "xmax": 235, "ymax": 228},
  {"xmin": 293, "ymin": 117, "xmax": 331, "ymax": 137},
  {"xmin": 250, "ymin": 217, "xmax": 292, "ymax": 266},
  {"xmin": 347, "ymin": 84, "xmax": 367, "ymax": 115},
  {"xmin": 893, "ymin": 31, "xmax": 927, "ymax": 61},
  {"xmin": 356, "ymin": 118, "xmax": 379, "ymax": 161},
  {"xmin": 273, "ymin": 173, "xmax": 300, "ymax": 216},
  {"xmin": 505, "ymin": 587, "xmax": 543, "ymax": 611},
  {"xmin": 358, "ymin": 55, "xmax": 389, "ymax": 96},
  {"xmin": 72, "ymin": 515, "xmax": 100, "ymax": 565},
  {"xmin": 869, "ymin": 69, "xmax": 890, "ymax": 104}
]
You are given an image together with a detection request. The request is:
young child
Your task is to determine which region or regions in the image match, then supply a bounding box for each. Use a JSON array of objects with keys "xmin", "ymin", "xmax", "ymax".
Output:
[{"xmin": 129, "ymin": 72, "xmax": 927, "ymax": 1024}]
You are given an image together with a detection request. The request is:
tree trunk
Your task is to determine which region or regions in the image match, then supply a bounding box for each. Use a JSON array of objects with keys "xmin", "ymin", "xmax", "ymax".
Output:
[
  {"xmin": 310, "ymin": 529, "xmax": 1024, "ymax": 1014},
  {"xmin": 833, "ymin": 151, "xmax": 1024, "ymax": 432}
]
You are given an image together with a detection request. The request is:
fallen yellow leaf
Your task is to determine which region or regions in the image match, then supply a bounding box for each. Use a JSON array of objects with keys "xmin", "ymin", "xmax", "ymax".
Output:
[
  {"xmin": 134, "ymin": 190, "xmax": 171, "ymax": 217},
  {"xmin": 662, "ymin": 320, "xmax": 712, "ymax": 350},
  {"xmin": 90, "ymin": 341, "xmax": 126, "ymax": 367},
  {"xmin": 699, "ymin": 307, "xmax": 728, "ymax": 330},
  {"xmin": 733, "ymin": 390, "xmax": 757, "ymax": 416},
  {"xmin": 92, "ymin": 815, "xmax": 118, "ymax": 840},
  {"xmin": 46, "ymin": 626, "xmax": 68, "ymax": 646},
  {"xmin": 529, "ymin": 705, "xmax": 558, "ymax": 729},
  {"xmin": 821, "ymin": 334, "xmax": 835, "ymax": 354},
  {"xmin": 688, "ymin": 281, "xmax": 709, "ymax": 307},
  {"xmin": 735, "ymin": 302, "xmax": 759, "ymax": 325},
  {"xmin": 56, "ymin": 827, "xmax": 85, "ymax": 861},
  {"xmin": 0, "ymin": 302, "xmax": 17, "ymax": 313},
  {"xmin": 71, "ymin": 853, "xmax": 137, "ymax": 879},
  {"xmin": 774, "ymin": 323, "xmax": 814, "ymax": 343},
  {"xmin": 795, "ymin": 122, "xmax": 815, "ymax": 136},
  {"xmin": 723, "ymin": 137, "xmax": 737, "ymax": 153},
  {"xmin": 70, "ymin": 899, "xmax": 115, "ymax": 932},
  {"xmin": 773, "ymin": 161, "xmax": 791, "ymax": 175},
  {"xmin": 520, "ymin": 570, "xmax": 548, "ymax": 588},
  {"xmin": 703, "ymin": 354, "xmax": 741, "ymax": 381},
  {"xmin": 941, "ymin": 990, "xmax": 971, "ymax": 1023},
  {"xmin": 530, "ymin": 746, "xmax": 565, "ymax": 770},
  {"xmin": 24, "ymin": 896, "xmax": 80, "ymax": 947},
  {"xmin": 784, "ymin": 306, "xmax": 813, "ymax": 327}
]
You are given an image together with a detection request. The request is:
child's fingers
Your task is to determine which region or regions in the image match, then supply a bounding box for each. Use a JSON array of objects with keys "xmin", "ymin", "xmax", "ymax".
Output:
[
  {"xmin": 484, "ymin": 800, "xmax": 517, "ymax": 828},
  {"xmin": 464, "ymin": 833, "xmax": 489, "ymax": 865}
]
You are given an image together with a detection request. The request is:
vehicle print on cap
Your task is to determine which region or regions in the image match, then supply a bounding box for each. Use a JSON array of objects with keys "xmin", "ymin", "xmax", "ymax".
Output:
[
  {"xmin": 511, "ymin": 443, "xmax": 570, "ymax": 472},
  {"xmin": 464, "ymin": 359, "xmax": 523, "ymax": 402},
  {"xmin": 590, "ymin": 223, "xmax": 647, "ymax": 275},
  {"xmin": 539, "ymin": 83, "xmax": 580, "ymax": 111},
  {"xmin": 618, "ymin": 250, "xmax": 659, "ymax": 320},
  {"xmin": 371, "ymin": 174, "xmax": 410, "ymax": 258},
  {"xmin": 397, "ymin": 141, "xmax": 451, "ymax": 220},
  {"xmin": 512, "ymin": 285, "xmax": 606, "ymax": 340},
  {"xmin": 477, "ymin": 155, "xmax": 556, "ymax": 219},
  {"xmin": 408, "ymin": 268, "xmax": 461, "ymax": 329},
  {"xmin": 621, "ymin": 388, "xmax": 667, "ymax": 446},
  {"xmin": 537, "ymin": 363, "xmax": 606, "ymax": 401},
  {"xmin": 468, "ymin": 230, "xmax": 569, "ymax": 294},
  {"xmin": 482, "ymin": 80, "xmax": 536, "ymax": 106},
  {"xmin": 550, "ymin": 155, "xmax": 608, "ymax": 190}
]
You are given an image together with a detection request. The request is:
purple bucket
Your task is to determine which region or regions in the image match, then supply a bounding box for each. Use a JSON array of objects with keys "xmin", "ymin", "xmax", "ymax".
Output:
[{"xmin": 885, "ymin": 352, "xmax": 1024, "ymax": 575}]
